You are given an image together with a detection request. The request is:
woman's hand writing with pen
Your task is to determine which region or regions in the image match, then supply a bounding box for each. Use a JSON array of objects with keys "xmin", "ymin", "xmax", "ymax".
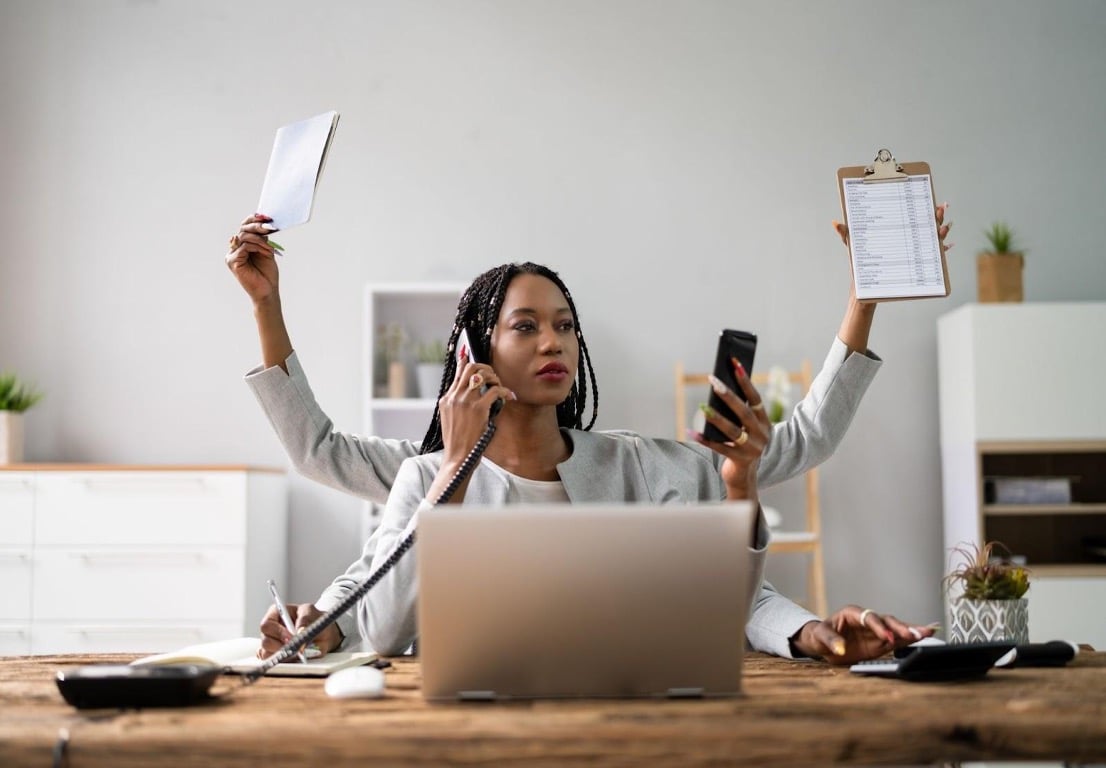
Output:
[{"xmin": 258, "ymin": 603, "xmax": 343, "ymax": 660}]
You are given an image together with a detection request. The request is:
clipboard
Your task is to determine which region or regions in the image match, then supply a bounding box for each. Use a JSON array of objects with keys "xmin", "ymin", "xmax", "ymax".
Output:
[{"xmin": 837, "ymin": 148, "xmax": 950, "ymax": 302}]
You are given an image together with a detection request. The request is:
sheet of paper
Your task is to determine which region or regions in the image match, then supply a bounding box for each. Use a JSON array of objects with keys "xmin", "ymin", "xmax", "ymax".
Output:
[
  {"xmin": 842, "ymin": 175, "xmax": 944, "ymax": 300},
  {"xmin": 256, "ymin": 110, "xmax": 339, "ymax": 230}
]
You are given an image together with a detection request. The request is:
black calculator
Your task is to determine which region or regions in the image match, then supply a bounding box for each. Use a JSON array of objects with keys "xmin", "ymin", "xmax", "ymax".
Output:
[{"xmin": 849, "ymin": 641, "xmax": 1016, "ymax": 682}]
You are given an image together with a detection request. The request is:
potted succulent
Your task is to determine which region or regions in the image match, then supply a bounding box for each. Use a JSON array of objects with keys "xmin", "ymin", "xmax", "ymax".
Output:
[
  {"xmin": 415, "ymin": 339, "xmax": 447, "ymax": 400},
  {"xmin": 944, "ymin": 541, "xmax": 1030, "ymax": 644},
  {"xmin": 977, "ymin": 221, "xmax": 1024, "ymax": 303},
  {"xmin": 0, "ymin": 372, "xmax": 44, "ymax": 464},
  {"xmin": 378, "ymin": 323, "xmax": 409, "ymax": 398}
]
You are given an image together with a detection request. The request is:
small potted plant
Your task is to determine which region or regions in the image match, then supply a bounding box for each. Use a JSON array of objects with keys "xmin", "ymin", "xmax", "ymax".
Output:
[
  {"xmin": 0, "ymin": 372, "xmax": 44, "ymax": 464},
  {"xmin": 378, "ymin": 323, "xmax": 409, "ymax": 398},
  {"xmin": 977, "ymin": 221, "xmax": 1024, "ymax": 303},
  {"xmin": 415, "ymin": 339, "xmax": 447, "ymax": 399},
  {"xmin": 944, "ymin": 541, "xmax": 1030, "ymax": 644}
]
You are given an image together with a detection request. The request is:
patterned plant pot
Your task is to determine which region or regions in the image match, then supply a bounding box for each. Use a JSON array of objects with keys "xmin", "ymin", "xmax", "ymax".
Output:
[{"xmin": 949, "ymin": 598, "xmax": 1029, "ymax": 644}]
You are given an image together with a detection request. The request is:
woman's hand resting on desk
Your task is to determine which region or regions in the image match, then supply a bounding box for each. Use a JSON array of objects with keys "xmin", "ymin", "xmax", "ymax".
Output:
[
  {"xmin": 789, "ymin": 605, "xmax": 937, "ymax": 665},
  {"xmin": 258, "ymin": 603, "xmax": 342, "ymax": 659}
]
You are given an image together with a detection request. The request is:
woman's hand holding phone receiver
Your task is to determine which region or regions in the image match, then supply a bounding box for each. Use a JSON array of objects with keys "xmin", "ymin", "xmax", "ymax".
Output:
[{"xmin": 437, "ymin": 342, "xmax": 512, "ymax": 467}]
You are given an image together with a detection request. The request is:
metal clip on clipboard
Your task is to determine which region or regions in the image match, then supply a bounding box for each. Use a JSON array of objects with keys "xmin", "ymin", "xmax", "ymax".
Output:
[{"xmin": 862, "ymin": 148, "xmax": 909, "ymax": 183}]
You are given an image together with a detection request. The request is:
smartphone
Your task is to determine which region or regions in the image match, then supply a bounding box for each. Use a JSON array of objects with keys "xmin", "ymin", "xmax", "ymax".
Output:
[{"xmin": 702, "ymin": 329, "xmax": 757, "ymax": 444}]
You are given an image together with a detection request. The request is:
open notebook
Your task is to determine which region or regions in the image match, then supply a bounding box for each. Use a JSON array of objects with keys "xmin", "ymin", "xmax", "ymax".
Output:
[{"xmin": 131, "ymin": 637, "xmax": 376, "ymax": 677}]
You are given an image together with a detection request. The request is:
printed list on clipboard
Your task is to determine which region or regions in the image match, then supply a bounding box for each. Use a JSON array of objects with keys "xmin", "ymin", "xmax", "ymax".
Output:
[
  {"xmin": 256, "ymin": 110, "xmax": 340, "ymax": 231},
  {"xmin": 838, "ymin": 150, "xmax": 949, "ymax": 302}
]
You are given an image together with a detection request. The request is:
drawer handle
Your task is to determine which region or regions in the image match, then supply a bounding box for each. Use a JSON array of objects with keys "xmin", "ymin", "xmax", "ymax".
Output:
[
  {"xmin": 67, "ymin": 626, "xmax": 206, "ymax": 638},
  {"xmin": 77, "ymin": 478, "xmax": 213, "ymax": 494},
  {"xmin": 70, "ymin": 552, "xmax": 207, "ymax": 566}
]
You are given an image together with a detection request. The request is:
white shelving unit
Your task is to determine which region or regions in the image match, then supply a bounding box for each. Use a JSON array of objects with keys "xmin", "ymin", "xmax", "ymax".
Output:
[
  {"xmin": 937, "ymin": 302, "xmax": 1106, "ymax": 648},
  {"xmin": 362, "ymin": 282, "xmax": 466, "ymax": 441}
]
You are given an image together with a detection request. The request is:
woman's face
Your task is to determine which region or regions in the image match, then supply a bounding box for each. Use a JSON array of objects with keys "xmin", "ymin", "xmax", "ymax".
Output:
[{"xmin": 489, "ymin": 273, "xmax": 579, "ymax": 407}]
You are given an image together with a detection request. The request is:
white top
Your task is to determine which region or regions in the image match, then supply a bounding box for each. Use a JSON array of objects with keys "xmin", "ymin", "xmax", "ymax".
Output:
[{"xmin": 481, "ymin": 458, "xmax": 570, "ymax": 503}]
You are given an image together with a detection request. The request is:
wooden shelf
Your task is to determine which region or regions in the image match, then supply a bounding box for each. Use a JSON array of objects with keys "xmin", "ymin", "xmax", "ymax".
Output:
[
  {"xmin": 984, "ymin": 503, "xmax": 1106, "ymax": 516},
  {"xmin": 1025, "ymin": 564, "xmax": 1106, "ymax": 578}
]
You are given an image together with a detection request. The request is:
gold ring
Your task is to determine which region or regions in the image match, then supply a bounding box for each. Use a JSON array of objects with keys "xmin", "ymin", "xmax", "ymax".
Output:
[
  {"xmin": 734, "ymin": 429, "xmax": 749, "ymax": 446},
  {"xmin": 859, "ymin": 608, "xmax": 874, "ymax": 625},
  {"xmin": 751, "ymin": 402, "xmax": 766, "ymax": 412},
  {"xmin": 468, "ymin": 373, "xmax": 484, "ymax": 392}
]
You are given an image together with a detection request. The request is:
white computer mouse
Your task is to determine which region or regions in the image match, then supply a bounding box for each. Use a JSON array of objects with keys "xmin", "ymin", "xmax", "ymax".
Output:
[{"xmin": 324, "ymin": 665, "xmax": 386, "ymax": 699}]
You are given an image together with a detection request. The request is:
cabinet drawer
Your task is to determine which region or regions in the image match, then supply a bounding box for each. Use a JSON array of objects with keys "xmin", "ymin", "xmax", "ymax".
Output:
[
  {"xmin": 30, "ymin": 621, "xmax": 243, "ymax": 655},
  {"xmin": 0, "ymin": 474, "xmax": 35, "ymax": 546},
  {"xmin": 33, "ymin": 472, "xmax": 247, "ymax": 546},
  {"xmin": 0, "ymin": 550, "xmax": 33, "ymax": 620},
  {"xmin": 0, "ymin": 624, "xmax": 31, "ymax": 655},
  {"xmin": 32, "ymin": 549, "xmax": 246, "ymax": 621}
]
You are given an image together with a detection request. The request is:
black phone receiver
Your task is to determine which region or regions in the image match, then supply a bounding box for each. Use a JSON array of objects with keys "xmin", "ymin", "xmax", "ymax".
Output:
[{"xmin": 457, "ymin": 325, "xmax": 504, "ymax": 417}]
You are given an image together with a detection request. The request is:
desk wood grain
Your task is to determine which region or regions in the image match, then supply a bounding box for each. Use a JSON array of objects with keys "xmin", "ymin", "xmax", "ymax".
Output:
[{"xmin": 2, "ymin": 652, "xmax": 1105, "ymax": 767}]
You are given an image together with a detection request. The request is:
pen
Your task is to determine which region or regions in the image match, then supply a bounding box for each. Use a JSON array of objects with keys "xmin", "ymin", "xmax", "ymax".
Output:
[{"xmin": 267, "ymin": 578, "xmax": 307, "ymax": 663}]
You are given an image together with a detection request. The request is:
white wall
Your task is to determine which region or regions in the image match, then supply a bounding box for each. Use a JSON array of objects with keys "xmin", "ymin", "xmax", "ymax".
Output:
[{"xmin": 2, "ymin": 0, "xmax": 1104, "ymax": 624}]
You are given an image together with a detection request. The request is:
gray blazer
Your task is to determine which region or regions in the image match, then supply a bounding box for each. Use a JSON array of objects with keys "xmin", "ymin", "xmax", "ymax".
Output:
[{"xmin": 247, "ymin": 336, "xmax": 880, "ymax": 657}]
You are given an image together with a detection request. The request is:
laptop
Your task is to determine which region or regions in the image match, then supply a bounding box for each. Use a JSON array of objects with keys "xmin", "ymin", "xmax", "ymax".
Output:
[{"xmin": 416, "ymin": 502, "xmax": 756, "ymax": 701}]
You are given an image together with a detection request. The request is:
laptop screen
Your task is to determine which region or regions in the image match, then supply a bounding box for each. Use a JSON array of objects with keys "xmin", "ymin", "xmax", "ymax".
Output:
[{"xmin": 417, "ymin": 502, "xmax": 756, "ymax": 700}]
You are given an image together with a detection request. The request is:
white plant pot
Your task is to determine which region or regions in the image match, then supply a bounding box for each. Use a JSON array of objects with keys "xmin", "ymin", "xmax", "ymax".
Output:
[
  {"xmin": 416, "ymin": 363, "xmax": 445, "ymax": 400},
  {"xmin": 948, "ymin": 597, "xmax": 1029, "ymax": 644},
  {"xmin": 0, "ymin": 411, "xmax": 25, "ymax": 464}
]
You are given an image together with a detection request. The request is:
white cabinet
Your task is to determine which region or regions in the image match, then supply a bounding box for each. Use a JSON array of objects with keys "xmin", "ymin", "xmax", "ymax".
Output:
[
  {"xmin": 363, "ymin": 282, "xmax": 466, "ymax": 441},
  {"xmin": 937, "ymin": 303, "xmax": 1106, "ymax": 648},
  {"xmin": 0, "ymin": 466, "xmax": 286, "ymax": 654},
  {"xmin": 0, "ymin": 473, "xmax": 34, "ymax": 653}
]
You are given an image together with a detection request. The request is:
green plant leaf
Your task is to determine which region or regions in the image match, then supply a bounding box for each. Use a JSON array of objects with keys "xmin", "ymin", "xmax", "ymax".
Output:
[
  {"xmin": 944, "ymin": 540, "xmax": 1030, "ymax": 600},
  {"xmin": 0, "ymin": 372, "xmax": 45, "ymax": 412}
]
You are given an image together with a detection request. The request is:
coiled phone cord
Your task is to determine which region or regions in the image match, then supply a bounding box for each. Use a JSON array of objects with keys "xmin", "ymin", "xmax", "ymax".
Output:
[{"xmin": 241, "ymin": 416, "xmax": 498, "ymax": 684}]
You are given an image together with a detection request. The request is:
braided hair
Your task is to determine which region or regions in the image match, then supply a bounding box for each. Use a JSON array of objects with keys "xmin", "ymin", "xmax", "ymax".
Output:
[{"xmin": 418, "ymin": 262, "xmax": 599, "ymax": 454}]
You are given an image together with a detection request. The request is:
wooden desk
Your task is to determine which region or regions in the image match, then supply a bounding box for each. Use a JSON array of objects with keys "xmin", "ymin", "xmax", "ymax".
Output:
[{"xmin": 2, "ymin": 652, "xmax": 1105, "ymax": 767}]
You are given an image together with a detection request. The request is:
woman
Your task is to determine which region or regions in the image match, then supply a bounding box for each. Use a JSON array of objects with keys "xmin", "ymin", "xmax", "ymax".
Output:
[
  {"xmin": 227, "ymin": 213, "xmax": 949, "ymax": 664},
  {"xmin": 349, "ymin": 263, "xmax": 934, "ymax": 663}
]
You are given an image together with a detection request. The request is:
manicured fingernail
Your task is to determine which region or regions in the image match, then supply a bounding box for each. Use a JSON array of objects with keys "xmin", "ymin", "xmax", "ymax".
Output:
[
  {"xmin": 908, "ymin": 627, "xmax": 922, "ymax": 640},
  {"xmin": 507, "ymin": 390, "xmax": 518, "ymax": 400},
  {"xmin": 731, "ymin": 357, "xmax": 745, "ymax": 377},
  {"xmin": 831, "ymin": 639, "xmax": 846, "ymax": 656},
  {"xmin": 941, "ymin": 201, "xmax": 949, "ymax": 209},
  {"xmin": 686, "ymin": 428, "xmax": 703, "ymax": 441},
  {"xmin": 269, "ymin": 239, "xmax": 285, "ymax": 252},
  {"xmin": 255, "ymin": 213, "xmax": 272, "ymax": 221},
  {"xmin": 707, "ymin": 374, "xmax": 727, "ymax": 396},
  {"xmin": 885, "ymin": 632, "xmax": 896, "ymax": 644},
  {"xmin": 945, "ymin": 242, "xmax": 955, "ymax": 250},
  {"xmin": 260, "ymin": 223, "xmax": 278, "ymax": 231},
  {"xmin": 699, "ymin": 404, "xmax": 716, "ymax": 418}
]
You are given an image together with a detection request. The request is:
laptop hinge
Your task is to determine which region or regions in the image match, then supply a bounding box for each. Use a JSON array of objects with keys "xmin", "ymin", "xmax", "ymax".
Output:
[
  {"xmin": 666, "ymin": 687, "xmax": 705, "ymax": 699},
  {"xmin": 457, "ymin": 690, "xmax": 496, "ymax": 701}
]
